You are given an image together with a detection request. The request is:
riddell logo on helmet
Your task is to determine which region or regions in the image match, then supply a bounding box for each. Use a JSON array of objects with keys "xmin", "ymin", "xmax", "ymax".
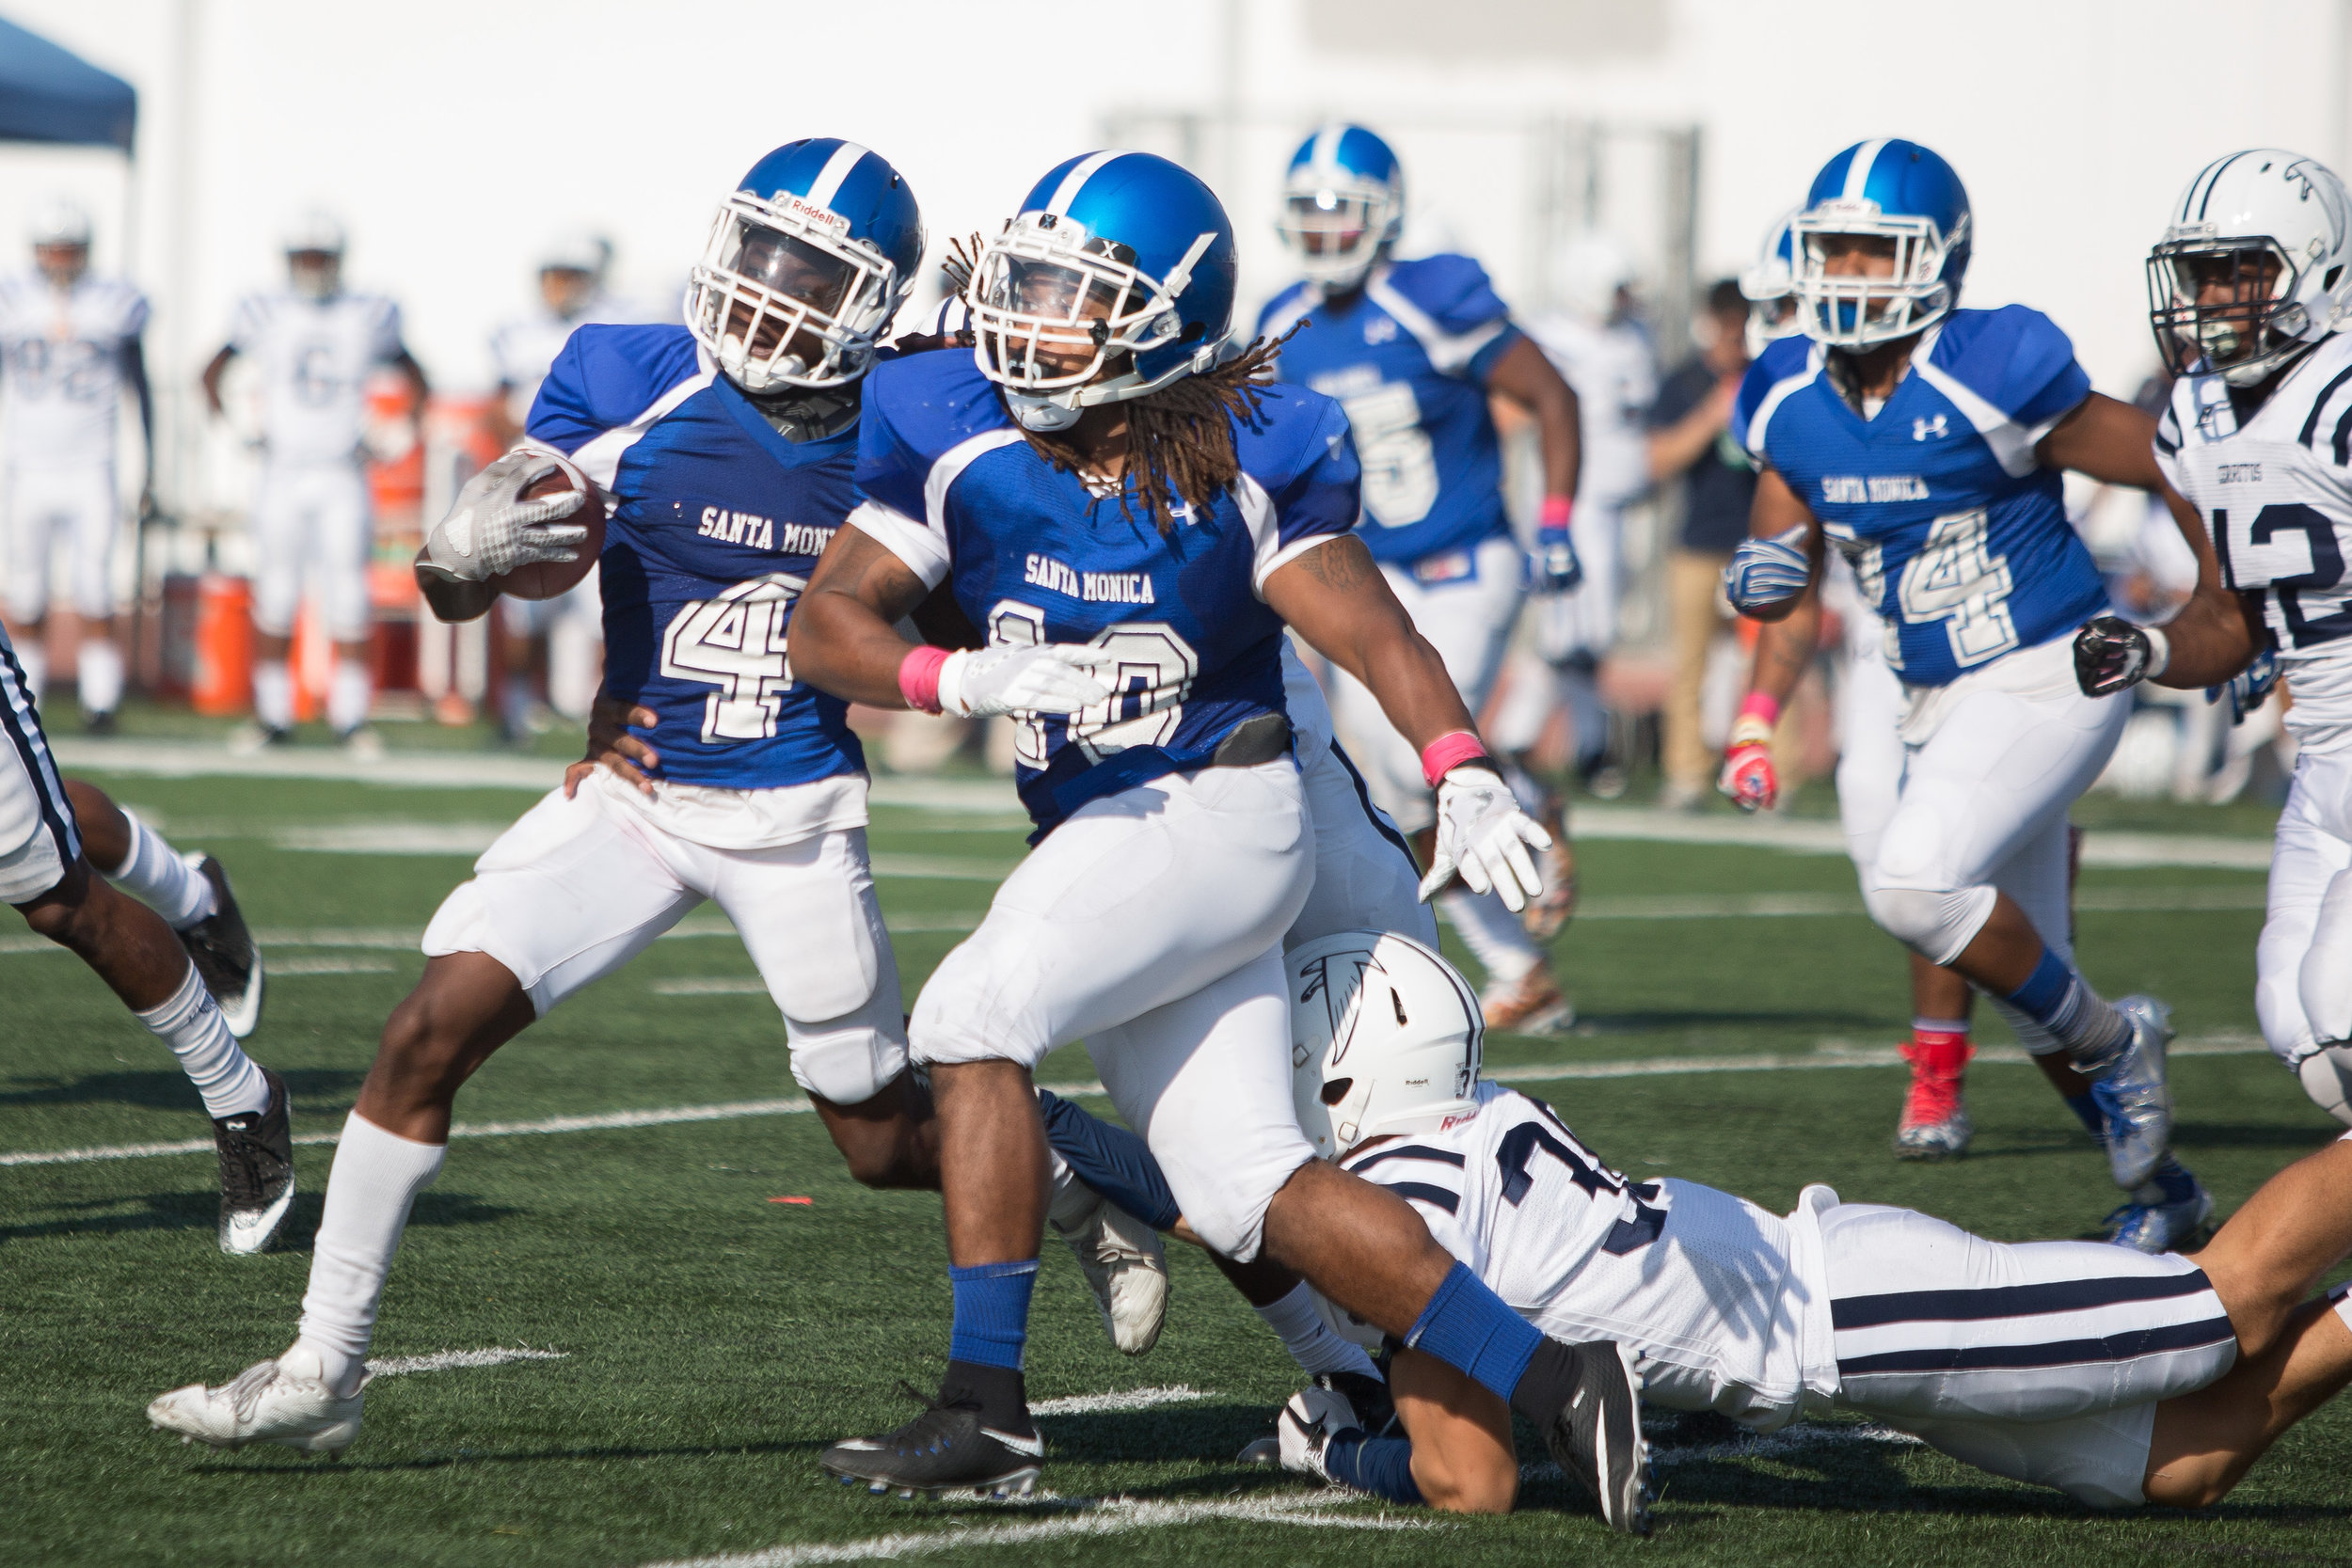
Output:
[{"xmin": 781, "ymin": 197, "xmax": 850, "ymax": 235}]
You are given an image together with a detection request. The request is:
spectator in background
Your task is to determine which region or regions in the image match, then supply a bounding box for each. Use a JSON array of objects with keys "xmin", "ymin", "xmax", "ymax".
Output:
[
  {"xmin": 1650, "ymin": 279, "xmax": 1758, "ymax": 809},
  {"xmin": 203, "ymin": 211, "xmax": 427, "ymax": 756},
  {"xmin": 0, "ymin": 198, "xmax": 151, "ymax": 732},
  {"xmin": 483, "ymin": 230, "xmax": 636, "ymax": 736}
]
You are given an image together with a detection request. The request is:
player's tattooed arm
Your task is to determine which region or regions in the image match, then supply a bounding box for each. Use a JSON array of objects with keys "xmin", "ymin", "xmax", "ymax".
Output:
[
  {"xmin": 2038, "ymin": 392, "xmax": 2264, "ymax": 688},
  {"xmin": 788, "ymin": 523, "xmax": 937, "ymax": 707},
  {"xmin": 1268, "ymin": 536, "xmax": 1482, "ymax": 749},
  {"xmin": 1388, "ymin": 1347, "xmax": 1519, "ymax": 1513}
]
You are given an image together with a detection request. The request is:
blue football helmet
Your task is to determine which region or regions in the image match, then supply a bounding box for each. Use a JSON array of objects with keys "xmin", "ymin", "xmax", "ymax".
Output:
[
  {"xmin": 966, "ymin": 150, "xmax": 1236, "ymax": 432},
  {"xmin": 1276, "ymin": 123, "xmax": 1405, "ymax": 291},
  {"xmin": 1739, "ymin": 207, "xmax": 1803, "ymax": 356},
  {"xmin": 1789, "ymin": 139, "xmax": 1972, "ymax": 349},
  {"xmin": 685, "ymin": 138, "xmax": 924, "ymax": 392}
]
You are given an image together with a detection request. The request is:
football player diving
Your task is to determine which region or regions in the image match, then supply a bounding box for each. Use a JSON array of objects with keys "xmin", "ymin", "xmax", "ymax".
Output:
[{"xmin": 1719, "ymin": 139, "xmax": 2252, "ymax": 1252}]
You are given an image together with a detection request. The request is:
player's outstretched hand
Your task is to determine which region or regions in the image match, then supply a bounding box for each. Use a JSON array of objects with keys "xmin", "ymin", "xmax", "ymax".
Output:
[
  {"xmin": 1722, "ymin": 523, "xmax": 1813, "ymax": 615},
  {"xmin": 939, "ymin": 643, "xmax": 1119, "ymax": 720},
  {"xmin": 2073, "ymin": 614, "xmax": 2167, "ymax": 696},
  {"xmin": 1418, "ymin": 767, "xmax": 1552, "ymax": 912},
  {"xmin": 564, "ymin": 696, "xmax": 660, "ymax": 799},
  {"xmin": 425, "ymin": 451, "xmax": 590, "ymax": 583}
]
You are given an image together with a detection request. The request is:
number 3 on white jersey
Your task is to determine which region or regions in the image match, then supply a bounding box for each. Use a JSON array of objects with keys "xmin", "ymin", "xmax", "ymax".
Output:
[
  {"xmin": 984, "ymin": 602, "xmax": 1200, "ymax": 768},
  {"xmin": 661, "ymin": 573, "xmax": 804, "ymax": 742},
  {"xmin": 1898, "ymin": 507, "xmax": 2019, "ymax": 669}
]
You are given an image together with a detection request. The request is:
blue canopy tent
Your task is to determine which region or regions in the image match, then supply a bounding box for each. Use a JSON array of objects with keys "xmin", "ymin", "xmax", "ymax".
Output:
[{"xmin": 0, "ymin": 15, "xmax": 135, "ymax": 151}]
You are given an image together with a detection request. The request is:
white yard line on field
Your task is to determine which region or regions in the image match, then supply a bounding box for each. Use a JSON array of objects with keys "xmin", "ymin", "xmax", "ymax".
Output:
[
  {"xmin": 1029, "ymin": 1386, "xmax": 1212, "ymax": 1416},
  {"xmin": 637, "ymin": 1493, "xmax": 1431, "ymax": 1568},
  {"xmin": 0, "ymin": 1043, "xmax": 2270, "ymax": 1170},
  {"xmin": 366, "ymin": 1347, "xmax": 568, "ymax": 1377}
]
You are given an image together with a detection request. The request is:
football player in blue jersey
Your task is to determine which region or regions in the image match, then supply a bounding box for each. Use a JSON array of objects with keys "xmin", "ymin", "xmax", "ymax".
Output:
[
  {"xmin": 144, "ymin": 139, "xmax": 1158, "ymax": 1458},
  {"xmin": 789, "ymin": 150, "xmax": 1651, "ymax": 1529},
  {"xmin": 1257, "ymin": 123, "xmax": 1588, "ymax": 1033},
  {"xmin": 1721, "ymin": 139, "xmax": 2253, "ymax": 1252}
]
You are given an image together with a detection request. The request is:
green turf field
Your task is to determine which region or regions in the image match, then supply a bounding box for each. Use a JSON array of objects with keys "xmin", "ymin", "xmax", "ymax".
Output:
[{"xmin": 4, "ymin": 758, "xmax": 2343, "ymax": 1568}]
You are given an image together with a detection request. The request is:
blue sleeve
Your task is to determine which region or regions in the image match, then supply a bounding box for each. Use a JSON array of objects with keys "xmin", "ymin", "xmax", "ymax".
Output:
[
  {"xmin": 1729, "ymin": 356, "xmax": 1777, "ymax": 453},
  {"xmin": 1036, "ymin": 1090, "xmax": 1182, "ymax": 1232},
  {"xmin": 1324, "ymin": 1436, "xmax": 1424, "ymax": 1505},
  {"xmin": 851, "ymin": 371, "xmax": 935, "ymax": 521},
  {"xmin": 1266, "ymin": 394, "xmax": 1363, "ymax": 547},
  {"xmin": 525, "ymin": 325, "xmax": 699, "ymax": 454},
  {"xmin": 1950, "ymin": 306, "xmax": 2091, "ymax": 432}
]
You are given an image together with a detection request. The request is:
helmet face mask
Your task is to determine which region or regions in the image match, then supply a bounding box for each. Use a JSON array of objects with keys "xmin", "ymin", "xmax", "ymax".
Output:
[
  {"xmin": 688, "ymin": 193, "xmax": 902, "ymax": 394},
  {"xmin": 33, "ymin": 243, "xmax": 87, "ymax": 290},
  {"xmin": 287, "ymin": 249, "xmax": 342, "ymax": 302},
  {"xmin": 1790, "ymin": 204, "xmax": 1965, "ymax": 349},
  {"xmin": 2147, "ymin": 150, "xmax": 2352, "ymax": 389},
  {"xmin": 1287, "ymin": 931, "xmax": 1485, "ymax": 1162}
]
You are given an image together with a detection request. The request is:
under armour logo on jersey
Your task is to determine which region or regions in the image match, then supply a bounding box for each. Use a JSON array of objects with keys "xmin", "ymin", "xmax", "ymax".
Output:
[
  {"xmin": 1912, "ymin": 414, "xmax": 1948, "ymax": 441},
  {"xmin": 1363, "ymin": 316, "xmax": 1399, "ymax": 346}
]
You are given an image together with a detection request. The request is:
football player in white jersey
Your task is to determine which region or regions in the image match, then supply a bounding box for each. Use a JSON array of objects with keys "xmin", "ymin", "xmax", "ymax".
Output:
[
  {"xmin": 2077, "ymin": 150, "xmax": 2352, "ymax": 1130},
  {"xmin": 201, "ymin": 211, "xmax": 428, "ymax": 753},
  {"xmin": 1260, "ymin": 932, "xmax": 2352, "ymax": 1517},
  {"xmin": 485, "ymin": 230, "xmax": 640, "ymax": 734},
  {"xmin": 0, "ymin": 198, "xmax": 151, "ymax": 731}
]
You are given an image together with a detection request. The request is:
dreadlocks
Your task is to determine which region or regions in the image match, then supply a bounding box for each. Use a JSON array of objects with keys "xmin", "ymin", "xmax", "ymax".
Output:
[{"xmin": 1018, "ymin": 325, "xmax": 1304, "ymax": 536}]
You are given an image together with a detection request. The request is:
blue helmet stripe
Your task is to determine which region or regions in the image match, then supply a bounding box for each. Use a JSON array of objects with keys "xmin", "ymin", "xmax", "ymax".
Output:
[
  {"xmin": 1045, "ymin": 150, "xmax": 1129, "ymax": 216},
  {"xmin": 803, "ymin": 140, "xmax": 869, "ymax": 209}
]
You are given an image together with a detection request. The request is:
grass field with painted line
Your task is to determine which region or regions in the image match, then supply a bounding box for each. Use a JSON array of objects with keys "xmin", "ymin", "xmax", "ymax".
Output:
[{"xmin": 6, "ymin": 767, "xmax": 2346, "ymax": 1567}]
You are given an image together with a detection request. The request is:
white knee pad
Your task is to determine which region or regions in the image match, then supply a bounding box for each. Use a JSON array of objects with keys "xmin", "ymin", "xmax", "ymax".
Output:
[
  {"xmin": 1900, "ymin": 1403, "xmax": 2155, "ymax": 1512},
  {"xmin": 2298, "ymin": 1046, "xmax": 2352, "ymax": 1130},
  {"xmin": 2299, "ymin": 870, "xmax": 2352, "ymax": 1049},
  {"xmin": 1862, "ymin": 881, "xmax": 1998, "ymax": 967}
]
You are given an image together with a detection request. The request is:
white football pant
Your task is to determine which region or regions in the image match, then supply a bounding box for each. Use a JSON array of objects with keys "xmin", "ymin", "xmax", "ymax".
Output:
[
  {"xmin": 0, "ymin": 624, "xmax": 79, "ymax": 901},
  {"xmin": 1488, "ymin": 501, "xmax": 1623, "ymax": 768},
  {"xmin": 250, "ymin": 457, "xmax": 372, "ymax": 641},
  {"xmin": 2255, "ymin": 749, "xmax": 2352, "ymax": 1122},
  {"xmin": 421, "ymin": 772, "xmax": 906, "ymax": 1106},
  {"xmin": 910, "ymin": 759, "xmax": 1315, "ymax": 1262},
  {"xmin": 1282, "ymin": 640, "xmax": 1438, "ymax": 951},
  {"xmin": 3, "ymin": 463, "xmax": 117, "ymax": 623}
]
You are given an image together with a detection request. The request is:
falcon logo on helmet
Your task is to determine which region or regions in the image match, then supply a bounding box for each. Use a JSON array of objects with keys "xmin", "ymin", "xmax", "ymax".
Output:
[
  {"xmin": 1788, "ymin": 139, "xmax": 1972, "ymax": 350},
  {"xmin": 2148, "ymin": 149, "xmax": 2352, "ymax": 388},
  {"xmin": 685, "ymin": 137, "xmax": 924, "ymax": 394},
  {"xmin": 1287, "ymin": 931, "xmax": 1485, "ymax": 1160}
]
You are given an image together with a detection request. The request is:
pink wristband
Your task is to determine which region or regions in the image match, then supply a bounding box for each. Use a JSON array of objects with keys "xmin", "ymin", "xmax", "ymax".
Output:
[
  {"xmin": 1737, "ymin": 690, "xmax": 1782, "ymax": 728},
  {"xmin": 1421, "ymin": 730, "xmax": 1490, "ymax": 789},
  {"xmin": 898, "ymin": 645, "xmax": 950, "ymax": 714},
  {"xmin": 1539, "ymin": 495, "xmax": 1573, "ymax": 530}
]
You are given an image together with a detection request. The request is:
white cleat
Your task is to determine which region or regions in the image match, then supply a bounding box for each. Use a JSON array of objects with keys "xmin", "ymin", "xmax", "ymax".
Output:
[
  {"xmin": 147, "ymin": 1354, "xmax": 363, "ymax": 1457},
  {"xmin": 2092, "ymin": 995, "xmax": 2175, "ymax": 1191},
  {"xmin": 1048, "ymin": 1181, "xmax": 1168, "ymax": 1356}
]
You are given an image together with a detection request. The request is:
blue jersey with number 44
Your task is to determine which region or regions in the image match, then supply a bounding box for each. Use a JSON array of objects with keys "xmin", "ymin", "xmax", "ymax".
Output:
[
  {"xmin": 850, "ymin": 351, "xmax": 1359, "ymax": 834},
  {"xmin": 1257, "ymin": 255, "xmax": 1522, "ymax": 573},
  {"xmin": 1735, "ymin": 306, "xmax": 2106, "ymax": 687},
  {"xmin": 526, "ymin": 323, "xmax": 863, "ymax": 789}
]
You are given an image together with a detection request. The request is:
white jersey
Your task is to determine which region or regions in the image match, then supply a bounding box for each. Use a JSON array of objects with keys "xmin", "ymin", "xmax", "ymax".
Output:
[
  {"xmin": 0, "ymin": 272, "xmax": 149, "ymax": 467},
  {"xmin": 1340, "ymin": 1083, "xmax": 1821, "ymax": 1429},
  {"xmin": 1520, "ymin": 313, "xmax": 1656, "ymax": 512},
  {"xmin": 487, "ymin": 291, "xmax": 640, "ymax": 425},
  {"xmin": 228, "ymin": 290, "xmax": 403, "ymax": 465},
  {"xmin": 2157, "ymin": 332, "xmax": 2352, "ymax": 754}
]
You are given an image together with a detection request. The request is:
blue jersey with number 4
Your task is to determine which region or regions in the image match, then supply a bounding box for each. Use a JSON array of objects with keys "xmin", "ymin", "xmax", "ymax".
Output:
[
  {"xmin": 526, "ymin": 324, "xmax": 863, "ymax": 789},
  {"xmin": 1257, "ymin": 255, "xmax": 1521, "ymax": 573},
  {"xmin": 850, "ymin": 350, "xmax": 1359, "ymax": 834},
  {"xmin": 1734, "ymin": 306, "xmax": 2106, "ymax": 687}
]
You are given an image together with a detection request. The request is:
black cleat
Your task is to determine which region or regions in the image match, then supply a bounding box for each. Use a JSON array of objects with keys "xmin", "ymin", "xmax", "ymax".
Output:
[
  {"xmin": 1549, "ymin": 1340, "xmax": 1651, "ymax": 1532},
  {"xmin": 819, "ymin": 1382, "xmax": 1043, "ymax": 1500},
  {"xmin": 1321, "ymin": 1369, "xmax": 1396, "ymax": 1437},
  {"xmin": 214, "ymin": 1069, "xmax": 294, "ymax": 1257},
  {"xmin": 180, "ymin": 854, "xmax": 262, "ymax": 1038}
]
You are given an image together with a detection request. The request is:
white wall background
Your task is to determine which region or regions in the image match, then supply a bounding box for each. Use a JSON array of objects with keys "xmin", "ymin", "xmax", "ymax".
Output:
[{"xmin": 2, "ymin": 0, "xmax": 2348, "ymax": 506}]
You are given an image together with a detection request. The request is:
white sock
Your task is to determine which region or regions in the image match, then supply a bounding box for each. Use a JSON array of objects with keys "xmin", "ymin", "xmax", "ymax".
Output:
[
  {"xmin": 295, "ymin": 1113, "xmax": 448, "ymax": 1398},
  {"xmin": 1439, "ymin": 884, "xmax": 1540, "ymax": 985},
  {"xmin": 254, "ymin": 659, "xmax": 294, "ymax": 731},
  {"xmin": 1255, "ymin": 1280, "xmax": 1379, "ymax": 1380},
  {"xmin": 135, "ymin": 962, "xmax": 267, "ymax": 1118},
  {"xmin": 15, "ymin": 638, "xmax": 46, "ymax": 701},
  {"xmin": 106, "ymin": 810, "xmax": 216, "ymax": 928},
  {"xmin": 77, "ymin": 637, "xmax": 122, "ymax": 715},
  {"xmin": 328, "ymin": 657, "xmax": 371, "ymax": 734}
]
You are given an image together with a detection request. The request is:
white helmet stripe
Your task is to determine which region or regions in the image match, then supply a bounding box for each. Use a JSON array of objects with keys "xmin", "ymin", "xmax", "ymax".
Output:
[
  {"xmin": 1309, "ymin": 123, "xmax": 1345, "ymax": 177},
  {"xmin": 1842, "ymin": 138, "xmax": 1889, "ymax": 200},
  {"xmin": 802, "ymin": 140, "xmax": 869, "ymax": 211},
  {"xmin": 1045, "ymin": 150, "xmax": 1129, "ymax": 217}
]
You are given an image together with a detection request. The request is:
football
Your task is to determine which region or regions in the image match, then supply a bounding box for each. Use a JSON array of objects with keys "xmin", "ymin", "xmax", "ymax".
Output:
[{"xmin": 490, "ymin": 465, "xmax": 606, "ymax": 601}]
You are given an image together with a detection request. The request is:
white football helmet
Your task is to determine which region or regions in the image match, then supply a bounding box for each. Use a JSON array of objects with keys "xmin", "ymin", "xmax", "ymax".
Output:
[
  {"xmin": 2148, "ymin": 150, "xmax": 2352, "ymax": 388},
  {"xmin": 28, "ymin": 197, "xmax": 90, "ymax": 248},
  {"xmin": 1740, "ymin": 208, "xmax": 1803, "ymax": 357},
  {"xmin": 1288, "ymin": 930, "xmax": 1483, "ymax": 1161}
]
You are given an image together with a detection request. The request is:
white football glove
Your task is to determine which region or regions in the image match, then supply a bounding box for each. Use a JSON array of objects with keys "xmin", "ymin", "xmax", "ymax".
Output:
[
  {"xmin": 1417, "ymin": 766, "xmax": 1553, "ymax": 912},
  {"xmin": 423, "ymin": 451, "xmax": 590, "ymax": 583},
  {"xmin": 1276, "ymin": 1385, "xmax": 1364, "ymax": 1483},
  {"xmin": 938, "ymin": 643, "xmax": 1120, "ymax": 720}
]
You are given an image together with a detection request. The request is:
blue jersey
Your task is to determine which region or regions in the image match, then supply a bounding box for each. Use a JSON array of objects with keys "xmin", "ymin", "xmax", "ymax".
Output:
[
  {"xmin": 1257, "ymin": 254, "xmax": 1521, "ymax": 574},
  {"xmin": 526, "ymin": 324, "xmax": 864, "ymax": 789},
  {"xmin": 850, "ymin": 351, "xmax": 1359, "ymax": 834},
  {"xmin": 1735, "ymin": 306, "xmax": 2105, "ymax": 687}
]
